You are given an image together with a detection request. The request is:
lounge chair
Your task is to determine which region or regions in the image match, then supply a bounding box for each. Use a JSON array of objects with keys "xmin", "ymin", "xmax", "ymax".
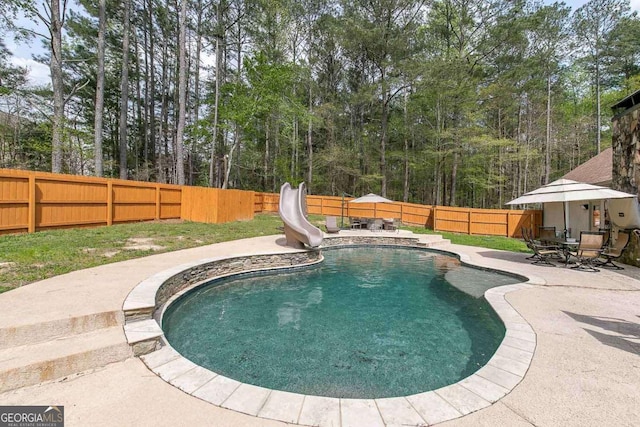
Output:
[
  {"xmin": 522, "ymin": 227, "xmax": 559, "ymax": 266},
  {"xmin": 568, "ymin": 231, "xmax": 606, "ymax": 272},
  {"xmin": 596, "ymin": 231, "xmax": 630, "ymax": 270},
  {"xmin": 325, "ymin": 216, "xmax": 340, "ymax": 233}
]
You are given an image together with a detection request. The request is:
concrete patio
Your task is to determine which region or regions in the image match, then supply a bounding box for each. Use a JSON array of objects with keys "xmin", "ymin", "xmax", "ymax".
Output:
[{"xmin": 0, "ymin": 231, "xmax": 638, "ymax": 426}]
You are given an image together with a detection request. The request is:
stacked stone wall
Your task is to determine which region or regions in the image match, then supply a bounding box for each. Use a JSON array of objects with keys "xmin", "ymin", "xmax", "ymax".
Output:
[{"xmin": 612, "ymin": 106, "xmax": 640, "ymax": 266}]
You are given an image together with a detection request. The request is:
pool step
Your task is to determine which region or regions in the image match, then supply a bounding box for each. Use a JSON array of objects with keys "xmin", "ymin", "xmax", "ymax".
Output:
[
  {"xmin": 0, "ymin": 325, "xmax": 132, "ymax": 393},
  {"xmin": 416, "ymin": 234, "xmax": 451, "ymax": 248},
  {"xmin": 0, "ymin": 310, "xmax": 123, "ymax": 350},
  {"xmin": 124, "ymin": 319, "xmax": 164, "ymax": 357}
]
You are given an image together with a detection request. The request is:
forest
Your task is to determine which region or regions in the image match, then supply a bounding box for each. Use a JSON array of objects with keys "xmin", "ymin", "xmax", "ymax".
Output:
[{"xmin": 1, "ymin": 0, "xmax": 639, "ymax": 208}]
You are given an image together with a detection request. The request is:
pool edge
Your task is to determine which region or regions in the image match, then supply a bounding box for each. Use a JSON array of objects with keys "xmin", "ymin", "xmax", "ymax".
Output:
[{"xmin": 124, "ymin": 238, "xmax": 539, "ymax": 426}]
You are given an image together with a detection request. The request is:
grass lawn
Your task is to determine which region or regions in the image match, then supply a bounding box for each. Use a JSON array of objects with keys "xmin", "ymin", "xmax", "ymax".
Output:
[
  {"xmin": 0, "ymin": 214, "xmax": 285, "ymax": 291},
  {"xmin": 0, "ymin": 213, "xmax": 527, "ymax": 293},
  {"xmin": 404, "ymin": 226, "xmax": 529, "ymax": 253}
]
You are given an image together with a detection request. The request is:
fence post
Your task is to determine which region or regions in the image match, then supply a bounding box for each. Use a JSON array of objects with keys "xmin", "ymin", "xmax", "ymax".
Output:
[
  {"xmin": 28, "ymin": 175, "xmax": 36, "ymax": 233},
  {"xmin": 506, "ymin": 211, "xmax": 511, "ymax": 237},
  {"xmin": 107, "ymin": 181, "xmax": 113, "ymax": 226},
  {"xmin": 467, "ymin": 208, "xmax": 471, "ymax": 234},
  {"xmin": 155, "ymin": 184, "xmax": 161, "ymax": 220}
]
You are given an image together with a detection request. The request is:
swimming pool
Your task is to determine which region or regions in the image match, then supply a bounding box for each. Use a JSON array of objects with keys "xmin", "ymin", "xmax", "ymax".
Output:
[{"xmin": 162, "ymin": 247, "xmax": 520, "ymax": 399}]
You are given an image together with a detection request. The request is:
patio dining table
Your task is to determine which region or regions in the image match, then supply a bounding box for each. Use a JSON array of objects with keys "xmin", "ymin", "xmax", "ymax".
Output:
[
  {"xmin": 350, "ymin": 218, "xmax": 386, "ymax": 230},
  {"xmin": 549, "ymin": 237, "xmax": 579, "ymax": 266}
]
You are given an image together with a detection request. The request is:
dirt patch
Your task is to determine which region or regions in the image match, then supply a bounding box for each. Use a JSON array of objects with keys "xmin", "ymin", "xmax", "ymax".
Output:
[
  {"xmin": 124, "ymin": 238, "xmax": 165, "ymax": 251},
  {"xmin": 82, "ymin": 248, "xmax": 97, "ymax": 254},
  {"xmin": 102, "ymin": 251, "xmax": 120, "ymax": 258},
  {"xmin": 0, "ymin": 262, "xmax": 16, "ymax": 274}
]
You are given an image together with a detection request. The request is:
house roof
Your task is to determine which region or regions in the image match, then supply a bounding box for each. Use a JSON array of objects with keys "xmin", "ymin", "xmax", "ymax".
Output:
[
  {"xmin": 562, "ymin": 147, "xmax": 612, "ymax": 186},
  {"xmin": 611, "ymin": 89, "xmax": 640, "ymax": 115}
]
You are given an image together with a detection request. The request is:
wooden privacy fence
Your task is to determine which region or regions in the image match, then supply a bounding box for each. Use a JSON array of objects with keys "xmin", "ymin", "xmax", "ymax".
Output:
[
  {"xmin": 0, "ymin": 169, "xmax": 182, "ymax": 234},
  {"xmin": 0, "ymin": 168, "xmax": 540, "ymax": 238},
  {"xmin": 181, "ymin": 186, "xmax": 254, "ymax": 223},
  {"xmin": 254, "ymin": 192, "xmax": 542, "ymax": 238}
]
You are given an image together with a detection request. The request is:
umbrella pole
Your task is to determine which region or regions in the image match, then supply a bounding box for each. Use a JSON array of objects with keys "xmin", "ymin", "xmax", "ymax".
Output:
[{"xmin": 564, "ymin": 201, "xmax": 569, "ymax": 238}]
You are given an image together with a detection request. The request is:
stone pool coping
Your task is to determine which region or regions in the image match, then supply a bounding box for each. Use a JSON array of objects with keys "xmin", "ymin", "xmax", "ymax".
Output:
[{"xmin": 123, "ymin": 238, "xmax": 544, "ymax": 426}]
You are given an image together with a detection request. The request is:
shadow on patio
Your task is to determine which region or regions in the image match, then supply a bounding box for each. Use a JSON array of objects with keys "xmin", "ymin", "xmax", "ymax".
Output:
[
  {"xmin": 476, "ymin": 250, "xmax": 537, "ymax": 264},
  {"xmin": 563, "ymin": 311, "xmax": 640, "ymax": 356}
]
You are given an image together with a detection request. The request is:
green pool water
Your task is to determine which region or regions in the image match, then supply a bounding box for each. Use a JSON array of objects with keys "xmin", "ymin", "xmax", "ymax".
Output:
[{"xmin": 163, "ymin": 247, "xmax": 517, "ymax": 398}]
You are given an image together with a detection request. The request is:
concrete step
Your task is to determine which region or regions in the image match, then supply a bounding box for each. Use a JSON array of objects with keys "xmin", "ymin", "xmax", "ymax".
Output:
[
  {"xmin": 415, "ymin": 234, "xmax": 451, "ymax": 248},
  {"xmin": 0, "ymin": 326, "xmax": 132, "ymax": 393},
  {"xmin": 424, "ymin": 238, "xmax": 451, "ymax": 248},
  {"xmin": 0, "ymin": 310, "xmax": 123, "ymax": 350}
]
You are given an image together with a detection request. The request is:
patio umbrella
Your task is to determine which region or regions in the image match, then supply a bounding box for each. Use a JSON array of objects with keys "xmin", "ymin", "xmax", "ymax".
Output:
[
  {"xmin": 506, "ymin": 179, "xmax": 634, "ymax": 205},
  {"xmin": 347, "ymin": 193, "xmax": 394, "ymax": 221},
  {"xmin": 348, "ymin": 193, "xmax": 394, "ymax": 204},
  {"xmin": 506, "ymin": 178, "xmax": 635, "ymax": 234}
]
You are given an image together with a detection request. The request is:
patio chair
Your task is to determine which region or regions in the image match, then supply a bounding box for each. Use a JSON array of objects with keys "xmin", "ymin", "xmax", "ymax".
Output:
[
  {"xmin": 598, "ymin": 228, "xmax": 611, "ymax": 247},
  {"xmin": 538, "ymin": 226, "xmax": 556, "ymax": 245},
  {"xmin": 369, "ymin": 219, "xmax": 383, "ymax": 232},
  {"xmin": 325, "ymin": 216, "xmax": 340, "ymax": 233},
  {"xmin": 568, "ymin": 231, "xmax": 606, "ymax": 272},
  {"xmin": 596, "ymin": 231, "xmax": 630, "ymax": 270},
  {"xmin": 522, "ymin": 227, "xmax": 559, "ymax": 266},
  {"xmin": 522, "ymin": 227, "xmax": 536, "ymax": 260},
  {"xmin": 383, "ymin": 218, "xmax": 398, "ymax": 232},
  {"xmin": 350, "ymin": 218, "xmax": 362, "ymax": 229}
]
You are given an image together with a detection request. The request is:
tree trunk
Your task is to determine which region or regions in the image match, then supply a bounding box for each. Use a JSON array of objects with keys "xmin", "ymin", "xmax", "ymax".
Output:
[
  {"xmin": 545, "ymin": 74, "xmax": 552, "ymax": 184},
  {"xmin": 119, "ymin": 0, "xmax": 131, "ymax": 180},
  {"xmin": 380, "ymin": 81, "xmax": 388, "ymax": 197},
  {"xmin": 147, "ymin": 0, "xmax": 156, "ymax": 171},
  {"xmin": 159, "ymin": 37, "xmax": 169, "ymax": 183},
  {"xmin": 191, "ymin": 3, "xmax": 203, "ymax": 185},
  {"xmin": 403, "ymin": 88, "xmax": 409, "ymax": 203},
  {"xmin": 264, "ymin": 120, "xmax": 269, "ymax": 191},
  {"xmin": 50, "ymin": 0, "xmax": 65, "ymax": 173},
  {"xmin": 209, "ymin": 34, "xmax": 222, "ymax": 187},
  {"xmin": 175, "ymin": 0, "xmax": 187, "ymax": 185},
  {"xmin": 307, "ymin": 85, "xmax": 313, "ymax": 190},
  {"xmin": 93, "ymin": 0, "xmax": 106, "ymax": 176},
  {"xmin": 291, "ymin": 117, "xmax": 297, "ymax": 180},
  {"xmin": 222, "ymin": 131, "xmax": 238, "ymax": 189},
  {"xmin": 134, "ymin": 31, "xmax": 143, "ymax": 176},
  {"xmin": 273, "ymin": 116, "xmax": 279, "ymax": 192},
  {"xmin": 434, "ymin": 97, "xmax": 442, "ymax": 205},
  {"xmin": 450, "ymin": 148, "xmax": 458, "ymax": 206},
  {"xmin": 596, "ymin": 52, "xmax": 601, "ymax": 154}
]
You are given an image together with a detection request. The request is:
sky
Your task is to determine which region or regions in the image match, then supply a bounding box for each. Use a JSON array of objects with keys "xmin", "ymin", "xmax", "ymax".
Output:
[{"xmin": 5, "ymin": 0, "xmax": 640, "ymax": 87}]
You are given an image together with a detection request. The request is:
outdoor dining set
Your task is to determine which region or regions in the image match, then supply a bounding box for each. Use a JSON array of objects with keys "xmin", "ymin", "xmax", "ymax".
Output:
[
  {"xmin": 349, "ymin": 217, "xmax": 397, "ymax": 231},
  {"xmin": 324, "ymin": 216, "xmax": 398, "ymax": 232},
  {"xmin": 522, "ymin": 226, "xmax": 632, "ymax": 272}
]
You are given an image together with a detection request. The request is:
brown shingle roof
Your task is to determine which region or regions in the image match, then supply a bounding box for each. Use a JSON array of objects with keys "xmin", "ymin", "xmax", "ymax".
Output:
[{"xmin": 563, "ymin": 147, "xmax": 612, "ymax": 185}]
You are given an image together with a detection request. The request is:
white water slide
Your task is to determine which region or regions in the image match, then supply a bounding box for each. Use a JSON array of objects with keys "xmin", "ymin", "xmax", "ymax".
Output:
[{"xmin": 278, "ymin": 182, "xmax": 324, "ymax": 248}]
